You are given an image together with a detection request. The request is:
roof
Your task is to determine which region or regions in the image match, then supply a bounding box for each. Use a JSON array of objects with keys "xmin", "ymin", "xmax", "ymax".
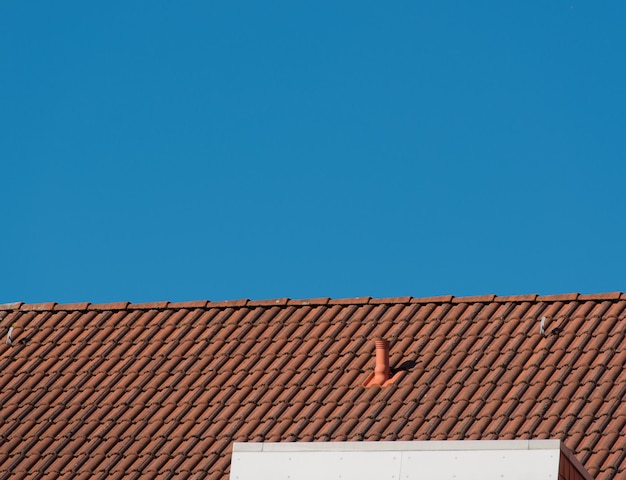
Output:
[{"xmin": 1, "ymin": 293, "xmax": 625, "ymax": 479}]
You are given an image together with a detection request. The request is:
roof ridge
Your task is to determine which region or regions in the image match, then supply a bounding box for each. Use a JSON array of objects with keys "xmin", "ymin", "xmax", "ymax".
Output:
[{"xmin": 0, "ymin": 292, "xmax": 624, "ymax": 313}]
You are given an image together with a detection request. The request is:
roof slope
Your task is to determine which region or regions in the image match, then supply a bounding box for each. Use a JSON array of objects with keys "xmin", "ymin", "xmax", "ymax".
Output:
[{"xmin": 1, "ymin": 293, "xmax": 625, "ymax": 479}]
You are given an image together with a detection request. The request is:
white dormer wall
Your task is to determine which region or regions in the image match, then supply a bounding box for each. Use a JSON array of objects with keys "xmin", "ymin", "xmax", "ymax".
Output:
[{"xmin": 230, "ymin": 440, "xmax": 592, "ymax": 480}]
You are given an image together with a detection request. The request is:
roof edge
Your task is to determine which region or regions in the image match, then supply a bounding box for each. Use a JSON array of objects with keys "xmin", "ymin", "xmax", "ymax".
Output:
[
  {"xmin": 560, "ymin": 442, "xmax": 595, "ymax": 480},
  {"xmin": 2, "ymin": 292, "xmax": 624, "ymax": 312},
  {"xmin": 234, "ymin": 439, "xmax": 563, "ymax": 453}
]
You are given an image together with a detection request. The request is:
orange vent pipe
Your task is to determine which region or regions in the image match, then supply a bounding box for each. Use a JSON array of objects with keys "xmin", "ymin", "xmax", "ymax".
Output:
[{"xmin": 364, "ymin": 339, "xmax": 391, "ymax": 387}]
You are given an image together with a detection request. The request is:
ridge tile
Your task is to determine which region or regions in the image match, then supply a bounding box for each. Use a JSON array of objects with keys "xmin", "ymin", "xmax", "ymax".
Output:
[
  {"xmin": 494, "ymin": 294, "xmax": 538, "ymax": 303},
  {"xmin": 537, "ymin": 293, "xmax": 580, "ymax": 302},
  {"xmin": 167, "ymin": 300, "xmax": 209, "ymax": 309},
  {"xmin": 53, "ymin": 302, "xmax": 91, "ymax": 311},
  {"xmin": 453, "ymin": 294, "xmax": 497, "ymax": 304},
  {"xmin": 0, "ymin": 302, "xmax": 23, "ymax": 311},
  {"xmin": 328, "ymin": 297, "xmax": 371, "ymax": 305},
  {"xmin": 410, "ymin": 295, "xmax": 454, "ymax": 304},
  {"xmin": 369, "ymin": 296, "xmax": 413, "ymax": 305},
  {"xmin": 88, "ymin": 302, "xmax": 130, "ymax": 311},
  {"xmin": 578, "ymin": 292, "xmax": 623, "ymax": 301},
  {"xmin": 247, "ymin": 298, "xmax": 290, "ymax": 307},
  {"xmin": 287, "ymin": 298, "xmax": 330, "ymax": 306},
  {"xmin": 128, "ymin": 301, "xmax": 170, "ymax": 310},
  {"xmin": 20, "ymin": 302, "xmax": 56, "ymax": 311},
  {"xmin": 207, "ymin": 299, "xmax": 249, "ymax": 308}
]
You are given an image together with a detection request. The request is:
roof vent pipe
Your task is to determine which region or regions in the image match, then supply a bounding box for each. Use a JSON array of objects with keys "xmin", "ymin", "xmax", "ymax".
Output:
[
  {"xmin": 373, "ymin": 339, "xmax": 390, "ymax": 385},
  {"xmin": 364, "ymin": 339, "xmax": 394, "ymax": 387}
]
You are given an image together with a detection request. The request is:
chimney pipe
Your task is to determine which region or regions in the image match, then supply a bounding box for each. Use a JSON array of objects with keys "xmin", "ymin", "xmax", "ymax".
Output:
[{"xmin": 364, "ymin": 339, "xmax": 391, "ymax": 387}]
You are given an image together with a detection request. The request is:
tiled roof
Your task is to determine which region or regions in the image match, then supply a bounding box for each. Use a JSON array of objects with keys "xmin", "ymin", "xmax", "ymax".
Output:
[{"xmin": 1, "ymin": 293, "xmax": 625, "ymax": 479}]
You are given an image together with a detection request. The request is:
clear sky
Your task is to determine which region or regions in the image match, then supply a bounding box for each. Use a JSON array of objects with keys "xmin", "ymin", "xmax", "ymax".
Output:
[{"xmin": 2, "ymin": 2, "xmax": 625, "ymax": 304}]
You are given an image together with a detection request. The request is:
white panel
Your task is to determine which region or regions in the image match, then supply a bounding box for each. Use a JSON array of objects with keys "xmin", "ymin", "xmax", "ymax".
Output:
[
  {"xmin": 230, "ymin": 450, "xmax": 402, "ymax": 480},
  {"xmin": 230, "ymin": 441, "xmax": 563, "ymax": 480},
  {"xmin": 400, "ymin": 449, "xmax": 559, "ymax": 480}
]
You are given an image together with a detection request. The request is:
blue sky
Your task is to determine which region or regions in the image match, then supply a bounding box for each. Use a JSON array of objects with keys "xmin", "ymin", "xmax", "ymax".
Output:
[{"xmin": 2, "ymin": 2, "xmax": 625, "ymax": 304}]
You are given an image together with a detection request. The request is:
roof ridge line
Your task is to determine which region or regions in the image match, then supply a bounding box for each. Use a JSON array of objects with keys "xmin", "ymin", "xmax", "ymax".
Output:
[{"xmin": 1, "ymin": 292, "xmax": 624, "ymax": 312}]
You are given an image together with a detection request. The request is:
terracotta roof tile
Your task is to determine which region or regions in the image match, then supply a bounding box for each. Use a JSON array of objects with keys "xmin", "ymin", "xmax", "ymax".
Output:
[
  {"xmin": 328, "ymin": 297, "xmax": 372, "ymax": 305},
  {"xmin": 494, "ymin": 294, "xmax": 539, "ymax": 303},
  {"xmin": 207, "ymin": 299, "xmax": 249, "ymax": 308},
  {"xmin": 127, "ymin": 301, "xmax": 170, "ymax": 310},
  {"xmin": 87, "ymin": 301, "xmax": 131, "ymax": 311},
  {"xmin": 52, "ymin": 302, "xmax": 91, "ymax": 311},
  {"xmin": 578, "ymin": 292, "xmax": 623, "ymax": 301},
  {"xmin": 538, "ymin": 292, "xmax": 580, "ymax": 302},
  {"xmin": 369, "ymin": 296, "xmax": 413, "ymax": 305},
  {"xmin": 287, "ymin": 297, "xmax": 330, "ymax": 306},
  {"xmin": 0, "ymin": 302, "xmax": 24, "ymax": 311},
  {"xmin": 410, "ymin": 295, "xmax": 454, "ymax": 304},
  {"xmin": 20, "ymin": 302, "xmax": 57, "ymax": 311},
  {"xmin": 1, "ymin": 293, "xmax": 624, "ymax": 478},
  {"xmin": 166, "ymin": 300, "xmax": 209, "ymax": 309},
  {"xmin": 452, "ymin": 294, "xmax": 497, "ymax": 304},
  {"xmin": 247, "ymin": 298, "xmax": 290, "ymax": 307}
]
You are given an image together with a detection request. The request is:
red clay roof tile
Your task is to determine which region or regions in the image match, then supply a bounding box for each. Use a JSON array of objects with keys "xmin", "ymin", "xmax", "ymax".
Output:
[
  {"xmin": 410, "ymin": 295, "xmax": 454, "ymax": 304},
  {"xmin": 207, "ymin": 299, "xmax": 249, "ymax": 308},
  {"xmin": 0, "ymin": 302, "xmax": 23, "ymax": 311},
  {"xmin": 166, "ymin": 300, "xmax": 209, "ymax": 309},
  {"xmin": 88, "ymin": 302, "xmax": 130, "ymax": 311},
  {"xmin": 369, "ymin": 296, "xmax": 413, "ymax": 305},
  {"xmin": 1, "ymin": 293, "xmax": 624, "ymax": 479},
  {"xmin": 20, "ymin": 302, "xmax": 57, "ymax": 311},
  {"xmin": 578, "ymin": 292, "xmax": 623, "ymax": 301},
  {"xmin": 537, "ymin": 293, "xmax": 580, "ymax": 302},
  {"xmin": 247, "ymin": 298, "xmax": 290, "ymax": 307},
  {"xmin": 53, "ymin": 302, "xmax": 91, "ymax": 311},
  {"xmin": 453, "ymin": 294, "xmax": 497, "ymax": 304},
  {"xmin": 286, "ymin": 297, "xmax": 330, "ymax": 306},
  {"xmin": 328, "ymin": 296, "xmax": 372, "ymax": 305},
  {"xmin": 128, "ymin": 301, "xmax": 170, "ymax": 310},
  {"xmin": 494, "ymin": 294, "xmax": 539, "ymax": 303}
]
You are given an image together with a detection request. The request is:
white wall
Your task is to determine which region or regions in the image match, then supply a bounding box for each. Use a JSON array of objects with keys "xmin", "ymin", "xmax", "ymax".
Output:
[{"xmin": 230, "ymin": 440, "xmax": 563, "ymax": 480}]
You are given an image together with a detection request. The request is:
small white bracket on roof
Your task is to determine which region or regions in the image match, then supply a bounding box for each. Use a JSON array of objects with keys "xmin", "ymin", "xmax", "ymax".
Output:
[
  {"xmin": 6, "ymin": 324, "xmax": 14, "ymax": 346},
  {"xmin": 540, "ymin": 316, "xmax": 546, "ymax": 336}
]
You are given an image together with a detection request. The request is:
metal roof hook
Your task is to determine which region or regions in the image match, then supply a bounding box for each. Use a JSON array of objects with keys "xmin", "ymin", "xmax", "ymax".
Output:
[
  {"xmin": 6, "ymin": 324, "xmax": 15, "ymax": 346},
  {"xmin": 540, "ymin": 316, "xmax": 546, "ymax": 336}
]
